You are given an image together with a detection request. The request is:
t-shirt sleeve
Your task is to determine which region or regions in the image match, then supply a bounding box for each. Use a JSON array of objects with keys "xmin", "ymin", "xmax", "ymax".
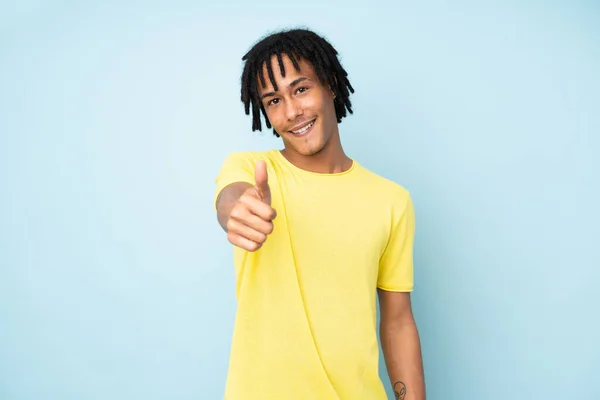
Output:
[
  {"xmin": 213, "ymin": 152, "xmax": 256, "ymax": 210},
  {"xmin": 377, "ymin": 193, "xmax": 416, "ymax": 292}
]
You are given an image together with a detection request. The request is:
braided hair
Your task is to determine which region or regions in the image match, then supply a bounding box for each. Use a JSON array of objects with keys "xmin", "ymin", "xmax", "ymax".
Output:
[{"xmin": 240, "ymin": 28, "xmax": 355, "ymax": 137}]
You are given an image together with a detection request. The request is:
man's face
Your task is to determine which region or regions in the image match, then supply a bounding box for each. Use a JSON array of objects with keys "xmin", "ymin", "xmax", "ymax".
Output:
[{"xmin": 257, "ymin": 54, "xmax": 338, "ymax": 157}]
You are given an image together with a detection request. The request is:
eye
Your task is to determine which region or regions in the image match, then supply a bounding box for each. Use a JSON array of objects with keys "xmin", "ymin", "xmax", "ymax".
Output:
[
  {"xmin": 296, "ymin": 86, "xmax": 308, "ymax": 94},
  {"xmin": 267, "ymin": 98, "xmax": 280, "ymax": 106}
]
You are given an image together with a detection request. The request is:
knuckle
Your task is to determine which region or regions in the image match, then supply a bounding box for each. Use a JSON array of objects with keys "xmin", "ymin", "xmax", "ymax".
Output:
[
  {"xmin": 265, "ymin": 222, "xmax": 274, "ymax": 234},
  {"xmin": 229, "ymin": 207, "xmax": 240, "ymax": 219},
  {"xmin": 230, "ymin": 204, "xmax": 246, "ymax": 219},
  {"xmin": 227, "ymin": 232, "xmax": 236, "ymax": 243},
  {"xmin": 257, "ymin": 233, "xmax": 267, "ymax": 243},
  {"xmin": 243, "ymin": 188, "xmax": 258, "ymax": 199},
  {"xmin": 226, "ymin": 218, "xmax": 236, "ymax": 232}
]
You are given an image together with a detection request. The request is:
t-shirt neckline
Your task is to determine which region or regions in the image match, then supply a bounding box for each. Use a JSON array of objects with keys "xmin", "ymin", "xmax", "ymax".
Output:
[{"xmin": 273, "ymin": 149, "xmax": 356, "ymax": 177}]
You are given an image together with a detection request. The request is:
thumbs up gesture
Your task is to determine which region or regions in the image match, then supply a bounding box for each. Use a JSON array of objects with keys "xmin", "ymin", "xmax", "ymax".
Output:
[{"xmin": 226, "ymin": 160, "xmax": 277, "ymax": 252}]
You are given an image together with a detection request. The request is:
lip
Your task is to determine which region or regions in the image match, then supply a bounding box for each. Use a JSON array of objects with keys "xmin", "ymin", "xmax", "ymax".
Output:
[
  {"xmin": 288, "ymin": 118, "xmax": 316, "ymax": 136},
  {"xmin": 289, "ymin": 118, "xmax": 316, "ymax": 133}
]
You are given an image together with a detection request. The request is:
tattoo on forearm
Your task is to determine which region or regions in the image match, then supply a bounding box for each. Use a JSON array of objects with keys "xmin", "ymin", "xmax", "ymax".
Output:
[{"xmin": 393, "ymin": 381, "xmax": 407, "ymax": 400}]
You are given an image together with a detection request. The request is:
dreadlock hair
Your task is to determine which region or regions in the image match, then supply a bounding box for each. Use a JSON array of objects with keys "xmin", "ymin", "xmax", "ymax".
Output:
[{"xmin": 240, "ymin": 28, "xmax": 355, "ymax": 137}]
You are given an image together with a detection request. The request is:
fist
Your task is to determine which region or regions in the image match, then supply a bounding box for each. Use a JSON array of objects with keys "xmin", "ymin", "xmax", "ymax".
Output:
[{"xmin": 226, "ymin": 160, "xmax": 277, "ymax": 251}]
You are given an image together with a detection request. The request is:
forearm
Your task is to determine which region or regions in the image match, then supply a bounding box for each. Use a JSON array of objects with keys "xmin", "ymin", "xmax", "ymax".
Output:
[
  {"xmin": 216, "ymin": 182, "xmax": 252, "ymax": 232},
  {"xmin": 380, "ymin": 321, "xmax": 426, "ymax": 400}
]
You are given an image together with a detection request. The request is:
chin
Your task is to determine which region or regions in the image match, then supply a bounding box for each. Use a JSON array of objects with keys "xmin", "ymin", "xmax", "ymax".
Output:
[
  {"xmin": 297, "ymin": 148, "xmax": 321, "ymax": 157},
  {"xmin": 286, "ymin": 138, "xmax": 325, "ymax": 156},
  {"xmin": 299, "ymin": 138, "xmax": 325, "ymax": 154}
]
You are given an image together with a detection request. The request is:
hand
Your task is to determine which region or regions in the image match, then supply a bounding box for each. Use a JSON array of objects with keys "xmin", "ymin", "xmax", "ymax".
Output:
[{"xmin": 226, "ymin": 160, "xmax": 277, "ymax": 251}]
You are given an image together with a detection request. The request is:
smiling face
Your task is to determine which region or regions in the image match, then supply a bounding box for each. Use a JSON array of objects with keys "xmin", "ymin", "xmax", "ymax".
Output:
[{"xmin": 258, "ymin": 54, "xmax": 339, "ymax": 158}]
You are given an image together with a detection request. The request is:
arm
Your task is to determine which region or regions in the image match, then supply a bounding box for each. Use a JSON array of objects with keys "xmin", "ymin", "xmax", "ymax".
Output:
[{"xmin": 378, "ymin": 289, "xmax": 426, "ymax": 400}]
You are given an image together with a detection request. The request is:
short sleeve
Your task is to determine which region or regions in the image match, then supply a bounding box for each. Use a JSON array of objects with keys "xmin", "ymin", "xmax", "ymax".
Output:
[
  {"xmin": 377, "ymin": 193, "xmax": 416, "ymax": 292},
  {"xmin": 213, "ymin": 152, "xmax": 256, "ymax": 210}
]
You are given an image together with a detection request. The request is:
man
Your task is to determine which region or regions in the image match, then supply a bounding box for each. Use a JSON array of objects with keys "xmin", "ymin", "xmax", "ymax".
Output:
[{"xmin": 214, "ymin": 28, "xmax": 425, "ymax": 400}]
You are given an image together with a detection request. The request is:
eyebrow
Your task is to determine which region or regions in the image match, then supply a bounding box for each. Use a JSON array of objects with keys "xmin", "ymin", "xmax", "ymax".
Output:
[{"xmin": 260, "ymin": 77, "xmax": 311, "ymax": 100}]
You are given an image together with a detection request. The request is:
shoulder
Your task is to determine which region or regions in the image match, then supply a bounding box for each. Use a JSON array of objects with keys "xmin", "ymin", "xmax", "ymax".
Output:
[
  {"xmin": 219, "ymin": 150, "xmax": 277, "ymax": 169},
  {"xmin": 221, "ymin": 150, "xmax": 269, "ymax": 163},
  {"xmin": 354, "ymin": 164, "xmax": 415, "ymax": 226},
  {"xmin": 354, "ymin": 162, "xmax": 411, "ymax": 204},
  {"xmin": 222, "ymin": 149, "xmax": 282, "ymax": 162}
]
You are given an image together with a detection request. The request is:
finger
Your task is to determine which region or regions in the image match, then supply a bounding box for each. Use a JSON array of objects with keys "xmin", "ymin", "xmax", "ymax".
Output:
[
  {"xmin": 227, "ymin": 221, "xmax": 267, "ymax": 247},
  {"xmin": 254, "ymin": 160, "xmax": 269, "ymax": 192},
  {"xmin": 230, "ymin": 210, "xmax": 274, "ymax": 235},
  {"xmin": 227, "ymin": 231, "xmax": 262, "ymax": 252},
  {"xmin": 240, "ymin": 193, "xmax": 277, "ymax": 220},
  {"xmin": 254, "ymin": 160, "xmax": 271, "ymax": 204}
]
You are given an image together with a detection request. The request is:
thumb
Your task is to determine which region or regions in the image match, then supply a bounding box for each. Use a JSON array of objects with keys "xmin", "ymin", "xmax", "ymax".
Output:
[{"xmin": 254, "ymin": 160, "xmax": 271, "ymax": 204}]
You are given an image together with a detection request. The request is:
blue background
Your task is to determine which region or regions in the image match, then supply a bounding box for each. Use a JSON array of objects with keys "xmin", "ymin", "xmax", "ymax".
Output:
[{"xmin": 1, "ymin": 1, "xmax": 599, "ymax": 399}]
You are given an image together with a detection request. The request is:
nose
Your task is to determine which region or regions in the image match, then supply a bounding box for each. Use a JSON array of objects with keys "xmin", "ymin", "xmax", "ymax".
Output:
[{"xmin": 284, "ymin": 97, "xmax": 303, "ymax": 121}]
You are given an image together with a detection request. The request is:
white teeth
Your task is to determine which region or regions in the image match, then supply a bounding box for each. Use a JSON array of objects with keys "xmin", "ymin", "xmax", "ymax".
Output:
[{"xmin": 292, "ymin": 120, "xmax": 314, "ymax": 134}]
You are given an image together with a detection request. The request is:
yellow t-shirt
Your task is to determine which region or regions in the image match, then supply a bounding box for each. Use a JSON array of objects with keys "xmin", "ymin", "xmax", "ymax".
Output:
[{"xmin": 214, "ymin": 149, "xmax": 415, "ymax": 400}]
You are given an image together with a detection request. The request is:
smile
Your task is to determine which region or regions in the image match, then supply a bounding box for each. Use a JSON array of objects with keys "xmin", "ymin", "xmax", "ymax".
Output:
[{"xmin": 290, "ymin": 119, "xmax": 316, "ymax": 136}]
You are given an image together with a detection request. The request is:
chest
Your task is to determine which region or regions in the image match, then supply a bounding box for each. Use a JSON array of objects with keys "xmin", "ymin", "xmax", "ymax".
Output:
[{"xmin": 272, "ymin": 179, "xmax": 391, "ymax": 264}]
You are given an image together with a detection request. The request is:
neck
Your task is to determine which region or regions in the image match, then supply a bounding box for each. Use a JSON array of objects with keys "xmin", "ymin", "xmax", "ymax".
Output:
[{"xmin": 280, "ymin": 130, "xmax": 352, "ymax": 174}]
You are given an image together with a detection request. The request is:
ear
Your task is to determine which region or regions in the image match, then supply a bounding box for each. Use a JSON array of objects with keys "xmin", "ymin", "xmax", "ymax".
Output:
[
  {"xmin": 329, "ymin": 76, "xmax": 338, "ymax": 98},
  {"xmin": 329, "ymin": 85, "xmax": 337, "ymax": 99}
]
